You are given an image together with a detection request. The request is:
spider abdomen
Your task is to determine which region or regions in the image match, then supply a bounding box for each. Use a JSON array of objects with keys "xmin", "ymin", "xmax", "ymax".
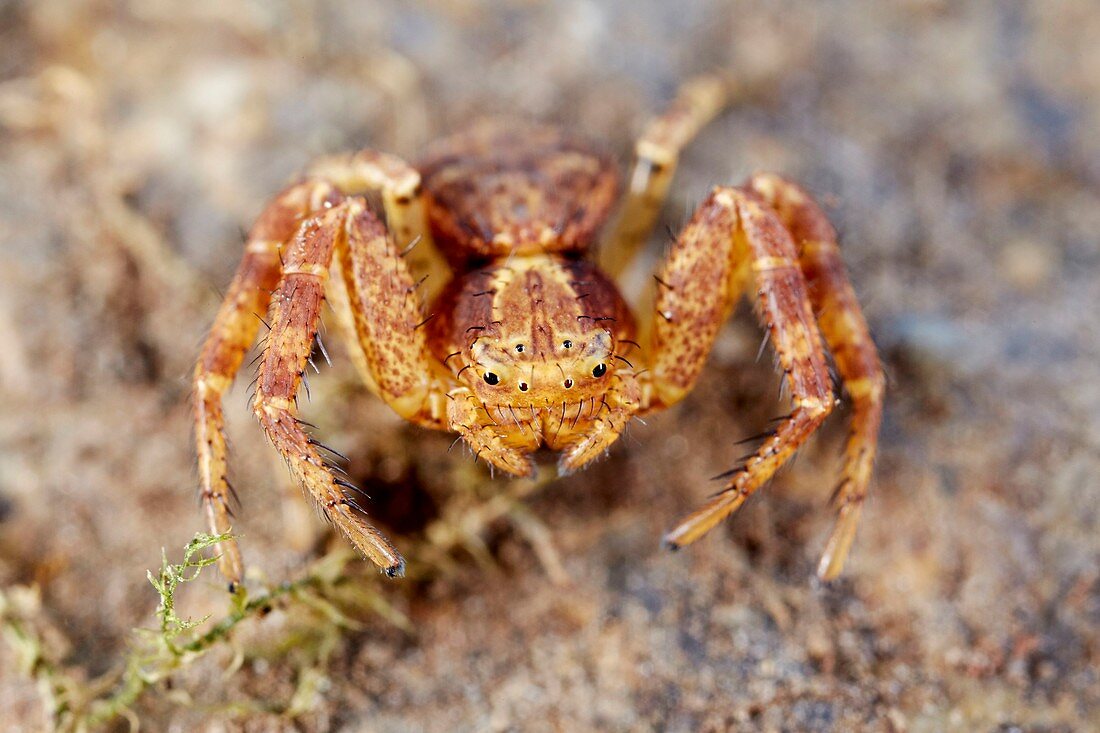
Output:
[{"xmin": 417, "ymin": 121, "xmax": 619, "ymax": 263}]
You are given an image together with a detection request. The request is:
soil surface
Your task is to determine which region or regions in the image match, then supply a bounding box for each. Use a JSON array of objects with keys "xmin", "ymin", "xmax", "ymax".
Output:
[{"xmin": 1, "ymin": 1, "xmax": 1098, "ymax": 731}]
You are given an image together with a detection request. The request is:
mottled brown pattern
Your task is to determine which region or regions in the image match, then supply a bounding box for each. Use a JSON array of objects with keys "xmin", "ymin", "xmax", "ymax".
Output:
[
  {"xmin": 340, "ymin": 203, "xmax": 441, "ymax": 425},
  {"xmin": 193, "ymin": 74, "xmax": 882, "ymax": 584},
  {"xmin": 425, "ymin": 255, "xmax": 640, "ymax": 474},
  {"xmin": 423, "ymin": 268, "xmax": 497, "ymax": 359},
  {"xmin": 653, "ymin": 187, "xmax": 838, "ymax": 561},
  {"xmin": 418, "ymin": 120, "xmax": 619, "ymax": 263},
  {"xmin": 648, "ymin": 188, "xmax": 747, "ymax": 406},
  {"xmin": 561, "ymin": 260, "xmax": 637, "ymax": 336},
  {"xmin": 254, "ymin": 205, "xmax": 405, "ymax": 577}
]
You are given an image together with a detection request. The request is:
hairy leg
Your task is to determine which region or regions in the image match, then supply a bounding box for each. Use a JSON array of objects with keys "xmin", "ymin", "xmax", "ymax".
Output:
[
  {"xmin": 601, "ymin": 74, "xmax": 734, "ymax": 278},
  {"xmin": 253, "ymin": 204, "xmax": 405, "ymax": 577},
  {"xmin": 335, "ymin": 201, "xmax": 449, "ymax": 426},
  {"xmin": 748, "ymin": 174, "xmax": 885, "ymax": 579},
  {"xmin": 644, "ymin": 187, "xmax": 835, "ymax": 568},
  {"xmin": 196, "ymin": 148, "xmax": 446, "ymax": 585},
  {"xmin": 192, "ymin": 181, "xmax": 337, "ymax": 587},
  {"xmin": 640, "ymin": 187, "xmax": 751, "ymax": 412}
]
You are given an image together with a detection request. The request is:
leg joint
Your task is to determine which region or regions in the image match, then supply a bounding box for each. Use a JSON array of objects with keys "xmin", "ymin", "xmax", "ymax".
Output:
[
  {"xmin": 254, "ymin": 396, "xmax": 294, "ymax": 415},
  {"xmin": 794, "ymin": 394, "xmax": 834, "ymax": 420},
  {"xmin": 282, "ymin": 263, "xmax": 330, "ymax": 279},
  {"xmin": 845, "ymin": 374, "xmax": 886, "ymax": 401},
  {"xmin": 194, "ymin": 373, "xmax": 231, "ymax": 396}
]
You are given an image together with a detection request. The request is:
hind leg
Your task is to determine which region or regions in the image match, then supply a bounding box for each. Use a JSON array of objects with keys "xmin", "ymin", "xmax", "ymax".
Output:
[{"xmin": 601, "ymin": 74, "xmax": 735, "ymax": 278}]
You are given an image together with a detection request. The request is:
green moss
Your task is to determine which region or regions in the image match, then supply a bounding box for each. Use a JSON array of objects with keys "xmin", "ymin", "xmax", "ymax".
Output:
[
  {"xmin": 1, "ymin": 474, "xmax": 553, "ymax": 731},
  {"xmin": 1, "ymin": 533, "xmax": 407, "ymax": 731}
]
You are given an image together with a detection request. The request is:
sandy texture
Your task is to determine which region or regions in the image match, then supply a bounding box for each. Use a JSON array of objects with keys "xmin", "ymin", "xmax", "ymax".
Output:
[{"xmin": 1, "ymin": 1, "xmax": 1098, "ymax": 731}]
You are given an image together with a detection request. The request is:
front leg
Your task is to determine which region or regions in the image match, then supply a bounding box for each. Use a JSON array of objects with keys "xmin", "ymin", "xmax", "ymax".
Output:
[
  {"xmin": 748, "ymin": 174, "xmax": 885, "ymax": 579},
  {"xmin": 643, "ymin": 187, "xmax": 835, "ymax": 571},
  {"xmin": 253, "ymin": 205, "xmax": 405, "ymax": 577},
  {"xmin": 193, "ymin": 180, "xmax": 338, "ymax": 587},
  {"xmin": 332, "ymin": 201, "xmax": 449, "ymax": 428}
]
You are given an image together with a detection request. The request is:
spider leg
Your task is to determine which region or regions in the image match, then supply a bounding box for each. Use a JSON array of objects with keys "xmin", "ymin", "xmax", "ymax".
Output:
[
  {"xmin": 327, "ymin": 200, "xmax": 450, "ymax": 427},
  {"xmin": 192, "ymin": 180, "xmax": 339, "ymax": 588},
  {"xmin": 253, "ymin": 204, "xmax": 404, "ymax": 577},
  {"xmin": 646, "ymin": 188, "xmax": 836, "ymax": 570},
  {"xmin": 195, "ymin": 149, "xmax": 448, "ymax": 585},
  {"xmin": 308, "ymin": 149, "xmax": 449, "ymax": 302},
  {"xmin": 601, "ymin": 74, "xmax": 735, "ymax": 278},
  {"xmin": 747, "ymin": 174, "xmax": 885, "ymax": 580}
]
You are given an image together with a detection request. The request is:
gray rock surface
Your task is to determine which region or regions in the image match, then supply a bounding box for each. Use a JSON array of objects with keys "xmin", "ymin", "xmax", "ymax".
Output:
[{"xmin": 1, "ymin": 1, "xmax": 1097, "ymax": 730}]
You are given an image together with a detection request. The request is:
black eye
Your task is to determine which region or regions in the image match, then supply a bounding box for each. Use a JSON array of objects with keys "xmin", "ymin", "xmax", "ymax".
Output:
[
  {"xmin": 484, "ymin": 372, "xmax": 499, "ymax": 385},
  {"xmin": 515, "ymin": 344, "xmax": 524, "ymax": 353},
  {"xmin": 562, "ymin": 340, "xmax": 572, "ymax": 349},
  {"xmin": 592, "ymin": 363, "xmax": 607, "ymax": 378}
]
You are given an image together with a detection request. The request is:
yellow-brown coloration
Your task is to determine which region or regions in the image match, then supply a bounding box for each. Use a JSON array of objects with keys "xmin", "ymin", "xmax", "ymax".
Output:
[{"xmin": 193, "ymin": 75, "xmax": 884, "ymax": 587}]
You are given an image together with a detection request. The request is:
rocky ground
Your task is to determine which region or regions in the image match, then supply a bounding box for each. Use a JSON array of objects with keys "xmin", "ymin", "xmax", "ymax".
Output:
[{"xmin": 1, "ymin": 1, "xmax": 1097, "ymax": 731}]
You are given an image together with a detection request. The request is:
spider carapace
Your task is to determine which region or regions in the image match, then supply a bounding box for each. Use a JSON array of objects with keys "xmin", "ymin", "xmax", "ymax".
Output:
[{"xmin": 193, "ymin": 76, "xmax": 884, "ymax": 589}]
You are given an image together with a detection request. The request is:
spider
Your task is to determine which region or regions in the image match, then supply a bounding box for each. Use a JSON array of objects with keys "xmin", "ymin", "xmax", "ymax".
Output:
[{"xmin": 193, "ymin": 75, "xmax": 884, "ymax": 590}]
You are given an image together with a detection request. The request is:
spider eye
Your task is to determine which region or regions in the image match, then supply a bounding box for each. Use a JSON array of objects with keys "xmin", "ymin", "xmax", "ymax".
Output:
[
  {"xmin": 483, "ymin": 372, "xmax": 500, "ymax": 385},
  {"xmin": 562, "ymin": 340, "xmax": 572, "ymax": 349},
  {"xmin": 515, "ymin": 344, "xmax": 525, "ymax": 353},
  {"xmin": 563, "ymin": 379, "xmax": 574, "ymax": 389},
  {"xmin": 592, "ymin": 363, "xmax": 607, "ymax": 378}
]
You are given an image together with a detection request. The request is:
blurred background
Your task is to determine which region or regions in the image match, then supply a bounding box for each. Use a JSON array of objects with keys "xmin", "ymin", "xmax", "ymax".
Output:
[{"xmin": 1, "ymin": 1, "xmax": 1098, "ymax": 730}]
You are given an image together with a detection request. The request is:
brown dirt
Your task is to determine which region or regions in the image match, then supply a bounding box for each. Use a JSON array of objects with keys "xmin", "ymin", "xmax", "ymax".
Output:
[{"xmin": 1, "ymin": 1, "xmax": 1098, "ymax": 731}]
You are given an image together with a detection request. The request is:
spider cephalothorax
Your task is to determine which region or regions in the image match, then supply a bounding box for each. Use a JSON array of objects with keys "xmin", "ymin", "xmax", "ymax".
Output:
[
  {"xmin": 193, "ymin": 76, "xmax": 884, "ymax": 588},
  {"xmin": 425, "ymin": 252, "xmax": 641, "ymax": 475}
]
